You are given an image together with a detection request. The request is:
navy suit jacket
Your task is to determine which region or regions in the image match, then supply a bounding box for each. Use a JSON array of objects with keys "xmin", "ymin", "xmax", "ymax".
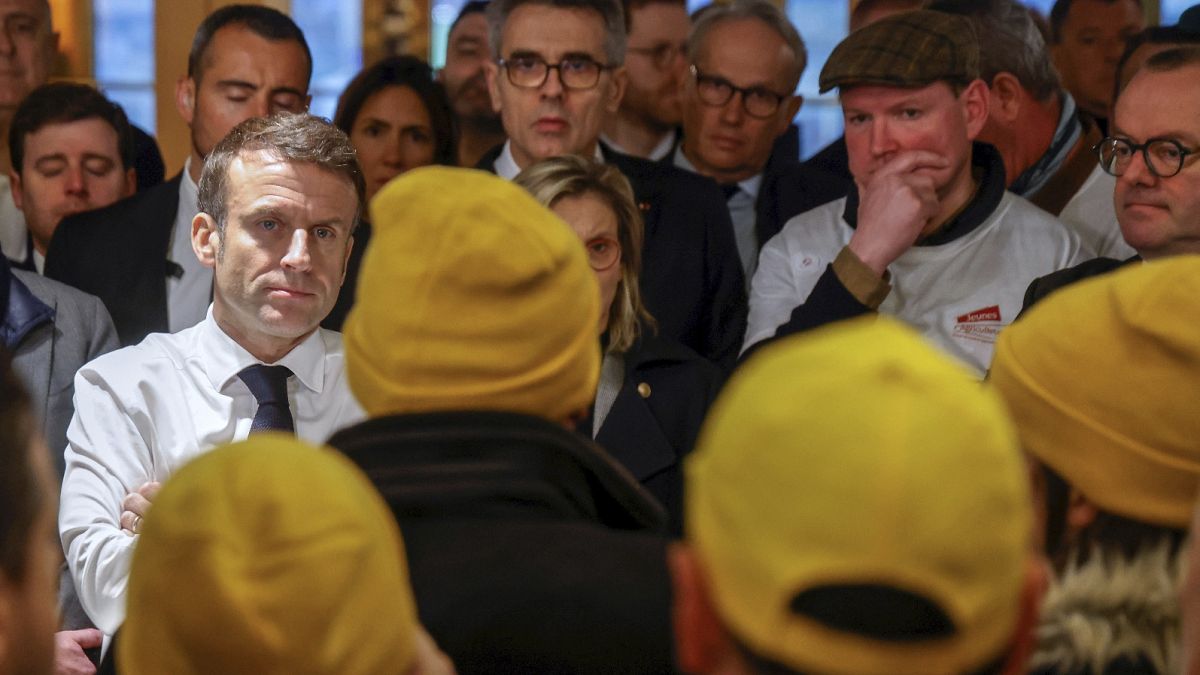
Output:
[{"xmin": 479, "ymin": 145, "xmax": 748, "ymax": 371}]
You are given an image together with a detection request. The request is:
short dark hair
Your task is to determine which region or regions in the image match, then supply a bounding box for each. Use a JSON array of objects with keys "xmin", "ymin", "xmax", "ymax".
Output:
[
  {"xmin": 334, "ymin": 56, "xmax": 458, "ymax": 167},
  {"xmin": 929, "ymin": 0, "xmax": 1060, "ymax": 102},
  {"xmin": 0, "ymin": 348, "xmax": 42, "ymax": 584},
  {"xmin": 487, "ymin": 0, "xmax": 627, "ymax": 65},
  {"xmin": 1048, "ymin": 0, "xmax": 1143, "ymax": 43},
  {"xmin": 1113, "ymin": 28, "xmax": 1200, "ymax": 100},
  {"xmin": 623, "ymin": 0, "xmax": 684, "ymax": 26},
  {"xmin": 1039, "ymin": 463, "xmax": 1186, "ymax": 572},
  {"xmin": 449, "ymin": 0, "xmax": 490, "ymax": 38},
  {"xmin": 188, "ymin": 4, "xmax": 313, "ymax": 86},
  {"xmin": 8, "ymin": 82, "xmax": 136, "ymax": 175},
  {"xmin": 198, "ymin": 113, "xmax": 365, "ymax": 237}
]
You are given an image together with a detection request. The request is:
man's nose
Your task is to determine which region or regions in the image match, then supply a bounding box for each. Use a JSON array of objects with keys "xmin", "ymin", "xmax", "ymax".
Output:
[
  {"xmin": 64, "ymin": 165, "xmax": 87, "ymax": 195},
  {"xmin": 869, "ymin": 119, "xmax": 897, "ymax": 158},
  {"xmin": 281, "ymin": 229, "xmax": 312, "ymax": 271}
]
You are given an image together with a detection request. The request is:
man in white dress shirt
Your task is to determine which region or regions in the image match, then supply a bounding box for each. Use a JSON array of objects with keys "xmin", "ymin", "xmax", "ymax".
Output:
[{"xmin": 58, "ymin": 113, "xmax": 366, "ymax": 635}]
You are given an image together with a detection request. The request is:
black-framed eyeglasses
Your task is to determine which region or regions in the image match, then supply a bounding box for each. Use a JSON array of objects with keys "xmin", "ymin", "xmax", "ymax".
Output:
[
  {"xmin": 583, "ymin": 236, "xmax": 621, "ymax": 271},
  {"xmin": 1094, "ymin": 136, "xmax": 1198, "ymax": 179},
  {"xmin": 497, "ymin": 54, "xmax": 612, "ymax": 90},
  {"xmin": 627, "ymin": 41, "xmax": 686, "ymax": 70},
  {"xmin": 690, "ymin": 64, "xmax": 788, "ymax": 119}
]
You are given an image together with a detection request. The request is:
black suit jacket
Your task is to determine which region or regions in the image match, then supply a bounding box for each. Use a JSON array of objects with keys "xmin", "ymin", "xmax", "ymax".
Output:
[
  {"xmin": 1020, "ymin": 256, "xmax": 1136, "ymax": 317},
  {"xmin": 46, "ymin": 175, "xmax": 180, "ymax": 346},
  {"xmin": 479, "ymin": 145, "xmax": 748, "ymax": 371},
  {"xmin": 594, "ymin": 335, "xmax": 722, "ymax": 534},
  {"xmin": 45, "ymin": 173, "xmax": 369, "ymax": 345},
  {"xmin": 754, "ymin": 159, "xmax": 852, "ymax": 250}
]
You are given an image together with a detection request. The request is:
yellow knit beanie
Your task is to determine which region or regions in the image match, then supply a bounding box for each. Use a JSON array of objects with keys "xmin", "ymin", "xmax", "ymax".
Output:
[
  {"xmin": 991, "ymin": 256, "xmax": 1200, "ymax": 527},
  {"xmin": 119, "ymin": 435, "xmax": 418, "ymax": 675},
  {"xmin": 344, "ymin": 166, "xmax": 601, "ymax": 421}
]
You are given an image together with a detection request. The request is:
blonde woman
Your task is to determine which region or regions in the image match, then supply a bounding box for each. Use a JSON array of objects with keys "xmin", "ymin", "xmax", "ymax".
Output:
[{"xmin": 516, "ymin": 155, "xmax": 722, "ymax": 532}]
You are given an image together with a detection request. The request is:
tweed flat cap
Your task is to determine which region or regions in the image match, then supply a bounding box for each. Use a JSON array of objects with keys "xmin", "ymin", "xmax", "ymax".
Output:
[{"xmin": 819, "ymin": 10, "xmax": 979, "ymax": 93}]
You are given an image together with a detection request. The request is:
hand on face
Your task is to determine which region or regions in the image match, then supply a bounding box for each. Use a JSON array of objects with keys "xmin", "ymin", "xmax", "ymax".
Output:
[{"xmin": 848, "ymin": 150, "xmax": 949, "ymax": 276}]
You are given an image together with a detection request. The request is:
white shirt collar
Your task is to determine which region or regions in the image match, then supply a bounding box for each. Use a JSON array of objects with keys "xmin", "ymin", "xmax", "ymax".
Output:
[
  {"xmin": 180, "ymin": 156, "xmax": 199, "ymax": 209},
  {"xmin": 673, "ymin": 144, "xmax": 763, "ymax": 200},
  {"xmin": 494, "ymin": 140, "xmax": 606, "ymax": 180},
  {"xmin": 199, "ymin": 306, "xmax": 328, "ymax": 395}
]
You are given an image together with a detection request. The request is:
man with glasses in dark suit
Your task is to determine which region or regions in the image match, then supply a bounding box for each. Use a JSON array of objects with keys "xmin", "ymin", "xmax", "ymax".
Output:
[{"xmin": 479, "ymin": 0, "xmax": 747, "ymax": 371}]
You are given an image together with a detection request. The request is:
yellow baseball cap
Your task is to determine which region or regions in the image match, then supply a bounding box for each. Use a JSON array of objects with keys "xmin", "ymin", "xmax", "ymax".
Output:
[
  {"xmin": 992, "ymin": 256, "xmax": 1200, "ymax": 528},
  {"xmin": 120, "ymin": 435, "xmax": 419, "ymax": 675},
  {"xmin": 687, "ymin": 317, "xmax": 1031, "ymax": 675}
]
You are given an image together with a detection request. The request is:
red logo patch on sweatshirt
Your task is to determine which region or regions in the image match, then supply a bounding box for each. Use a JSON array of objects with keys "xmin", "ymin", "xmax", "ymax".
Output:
[{"xmin": 953, "ymin": 305, "xmax": 1004, "ymax": 344}]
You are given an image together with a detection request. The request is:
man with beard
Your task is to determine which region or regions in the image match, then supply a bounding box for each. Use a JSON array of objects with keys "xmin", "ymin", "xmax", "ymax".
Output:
[
  {"xmin": 600, "ymin": 0, "xmax": 688, "ymax": 160},
  {"xmin": 440, "ymin": 1, "xmax": 506, "ymax": 167}
]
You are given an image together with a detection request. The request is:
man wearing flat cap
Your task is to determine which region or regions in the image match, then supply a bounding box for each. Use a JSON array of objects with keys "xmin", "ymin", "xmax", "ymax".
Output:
[{"xmin": 743, "ymin": 9, "xmax": 1086, "ymax": 376}]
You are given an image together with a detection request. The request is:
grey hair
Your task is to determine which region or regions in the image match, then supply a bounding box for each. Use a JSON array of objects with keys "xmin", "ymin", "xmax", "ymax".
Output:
[
  {"xmin": 687, "ymin": 0, "xmax": 807, "ymax": 90},
  {"xmin": 928, "ymin": 0, "xmax": 1061, "ymax": 102},
  {"xmin": 198, "ymin": 113, "xmax": 365, "ymax": 241},
  {"xmin": 487, "ymin": 0, "xmax": 627, "ymax": 66}
]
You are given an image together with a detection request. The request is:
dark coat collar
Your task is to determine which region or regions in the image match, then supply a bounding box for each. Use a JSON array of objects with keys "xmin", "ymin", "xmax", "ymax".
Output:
[
  {"xmin": 841, "ymin": 142, "xmax": 1007, "ymax": 246},
  {"xmin": 328, "ymin": 410, "xmax": 668, "ymax": 532},
  {"xmin": 1, "ymin": 255, "xmax": 53, "ymax": 349}
]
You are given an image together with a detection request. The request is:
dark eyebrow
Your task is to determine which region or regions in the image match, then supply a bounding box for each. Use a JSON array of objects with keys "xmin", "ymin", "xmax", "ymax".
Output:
[
  {"xmin": 33, "ymin": 154, "xmax": 67, "ymax": 169},
  {"xmin": 268, "ymin": 87, "xmax": 306, "ymax": 100},
  {"xmin": 216, "ymin": 80, "xmax": 258, "ymax": 91}
]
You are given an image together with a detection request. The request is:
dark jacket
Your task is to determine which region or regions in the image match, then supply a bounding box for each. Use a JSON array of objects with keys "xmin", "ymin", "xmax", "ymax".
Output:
[
  {"xmin": 479, "ymin": 144, "xmax": 748, "ymax": 372},
  {"xmin": 45, "ymin": 173, "xmax": 369, "ymax": 344},
  {"xmin": 46, "ymin": 174, "xmax": 181, "ymax": 345},
  {"xmin": 594, "ymin": 334, "xmax": 723, "ymax": 533},
  {"xmin": 754, "ymin": 159, "xmax": 851, "ymax": 249},
  {"xmin": 327, "ymin": 411, "xmax": 677, "ymax": 675},
  {"xmin": 801, "ymin": 135, "xmax": 853, "ymax": 188},
  {"xmin": 1021, "ymin": 256, "xmax": 1136, "ymax": 316}
]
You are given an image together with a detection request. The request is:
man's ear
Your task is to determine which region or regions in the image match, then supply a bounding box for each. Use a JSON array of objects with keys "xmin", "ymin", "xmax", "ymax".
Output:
[
  {"xmin": 776, "ymin": 94, "xmax": 803, "ymax": 137},
  {"xmin": 988, "ymin": 72, "xmax": 1024, "ymax": 126},
  {"xmin": 8, "ymin": 170, "xmax": 23, "ymax": 211},
  {"xmin": 961, "ymin": 78, "xmax": 991, "ymax": 141},
  {"xmin": 1067, "ymin": 489, "xmax": 1099, "ymax": 531},
  {"xmin": 485, "ymin": 61, "xmax": 503, "ymax": 114},
  {"xmin": 605, "ymin": 66, "xmax": 628, "ymax": 114},
  {"xmin": 668, "ymin": 543, "xmax": 734, "ymax": 674},
  {"xmin": 192, "ymin": 212, "xmax": 220, "ymax": 269},
  {"xmin": 176, "ymin": 76, "xmax": 196, "ymax": 126},
  {"xmin": 122, "ymin": 168, "xmax": 136, "ymax": 198}
]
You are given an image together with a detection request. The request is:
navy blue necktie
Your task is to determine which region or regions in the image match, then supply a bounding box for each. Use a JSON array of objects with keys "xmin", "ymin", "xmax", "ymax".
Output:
[
  {"xmin": 237, "ymin": 365, "xmax": 295, "ymax": 433},
  {"xmin": 720, "ymin": 183, "xmax": 740, "ymax": 201}
]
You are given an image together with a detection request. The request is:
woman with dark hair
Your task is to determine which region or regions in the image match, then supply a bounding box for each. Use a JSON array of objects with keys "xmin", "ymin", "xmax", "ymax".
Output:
[
  {"xmin": 325, "ymin": 56, "xmax": 458, "ymax": 330},
  {"xmin": 516, "ymin": 155, "xmax": 722, "ymax": 533},
  {"xmin": 334, "ymin": 55, "xmax": 458, "ymax": 201}
]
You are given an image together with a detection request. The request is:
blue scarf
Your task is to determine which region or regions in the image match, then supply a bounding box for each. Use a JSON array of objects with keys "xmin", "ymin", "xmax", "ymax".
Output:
[{"xmin": 1010, "ymin": 93, "xmax": 1083, "ymax": 198}]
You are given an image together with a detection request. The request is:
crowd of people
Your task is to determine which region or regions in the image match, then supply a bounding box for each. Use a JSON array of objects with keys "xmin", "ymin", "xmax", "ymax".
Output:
[{"xmin": 1, "ymin": 0, "xmax": 1199, "ymax": 672}]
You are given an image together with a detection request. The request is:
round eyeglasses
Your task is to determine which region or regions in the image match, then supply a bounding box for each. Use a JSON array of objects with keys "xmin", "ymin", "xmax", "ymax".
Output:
[
  {"xmin": 1094, "ymin": 136, "xmax": 1197, "ymax": 179},
  {"xmin": 583, "ymin": 236, "xmax": 621, "ymax": 271},
  {"xmin": 690, "ymin": 64, "xmax": 788, "ymax": 119},
  {"xmin": 497, "ymin": 55, "xmax": 612, "ymax": 90}
]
